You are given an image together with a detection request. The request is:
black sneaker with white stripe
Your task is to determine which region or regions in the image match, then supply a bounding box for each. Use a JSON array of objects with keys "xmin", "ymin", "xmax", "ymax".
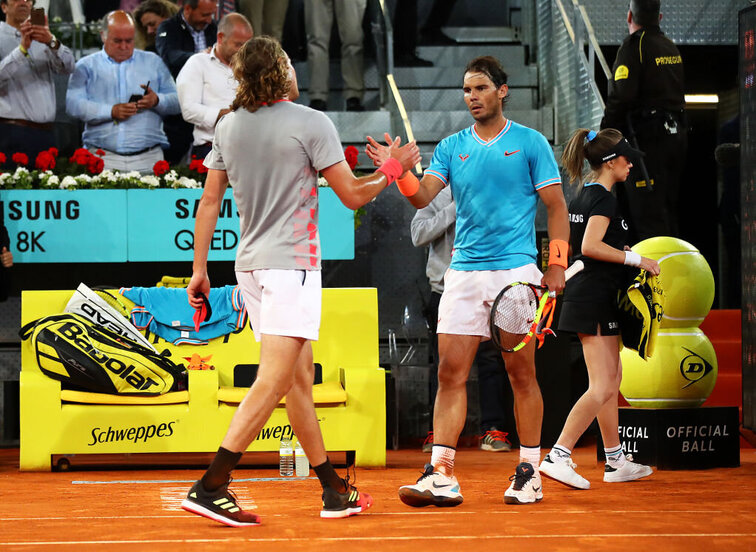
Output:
[{"xmin": 181, "ymin": 479, "xmax": 261, "ymax": 527}]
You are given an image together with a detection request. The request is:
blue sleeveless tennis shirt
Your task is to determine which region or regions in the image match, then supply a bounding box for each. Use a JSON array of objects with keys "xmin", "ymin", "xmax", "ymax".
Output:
[{"xmin": 425, "ymin": 120, "xmax": 561, "ymax": 271}]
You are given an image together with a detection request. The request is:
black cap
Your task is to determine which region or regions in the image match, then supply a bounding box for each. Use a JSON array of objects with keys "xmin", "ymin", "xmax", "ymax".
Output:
[{"xmin": 597, "ymin": 138, "xmax": 645, "ymax": 163}]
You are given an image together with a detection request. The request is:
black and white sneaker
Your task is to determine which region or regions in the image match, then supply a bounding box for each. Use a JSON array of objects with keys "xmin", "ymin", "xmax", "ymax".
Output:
[
  {"xmin": 181, "ymin": 479, "xmax": 261, "ymax": 527},
  {"xmin": 504, "ymin": 462, "xmax": 543, "ymax": 504},
  {"xmin": 604, "ymin": 455, "xmax": 653, "ymax": 483}
]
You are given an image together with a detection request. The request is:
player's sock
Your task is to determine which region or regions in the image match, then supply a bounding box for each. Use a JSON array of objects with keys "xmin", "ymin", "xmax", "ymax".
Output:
[
  {"xmin": 313, "ymin": 458, "xmax": 347, "ymax": 493},
  {"xmin": 431, "ymin": 444, "xmax": 456, "ymax": 474},
  {"xmin": 201, "ymin": 447, "xmax": 242, "ymax": 492},
  {"xmin": 519, "ymin": 444, "xmax": 541, "ymax": 467},
  {"xmin": 604, "ymin": 444, "xmax": 627, "ymax": 469},
  {"xmin": 550, "ymin": 444, "xmax": 572, "ymax": 461}
]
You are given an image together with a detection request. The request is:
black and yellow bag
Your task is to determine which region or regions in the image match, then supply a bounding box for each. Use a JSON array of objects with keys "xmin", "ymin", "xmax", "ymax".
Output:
[{"xmin": 20, "ymin": 313, "xmax": 188, "ymax": 394}]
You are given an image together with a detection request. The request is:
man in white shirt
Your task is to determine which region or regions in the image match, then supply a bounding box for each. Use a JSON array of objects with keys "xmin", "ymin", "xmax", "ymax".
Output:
[{"xmin": 176, "ymin": 12, "xmax": 253, "ymax": 161}]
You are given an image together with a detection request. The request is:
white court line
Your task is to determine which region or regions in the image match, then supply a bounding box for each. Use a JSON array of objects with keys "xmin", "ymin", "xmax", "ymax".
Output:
[
  {"xmin": 2, "ymin": 534, "xmax": 756, "ymax": 546},
  {"xmin": 71, "ymin": 477, "xmax": 316, "ymax": 485},
  {"xmin": 0, "ymin": 509, "xmax": 725, "ymax": 521}
]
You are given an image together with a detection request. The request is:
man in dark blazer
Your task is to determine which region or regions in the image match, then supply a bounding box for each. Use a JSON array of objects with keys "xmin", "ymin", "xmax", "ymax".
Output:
[{"xmin": 156, "ymin": 0, "xmax": 218, "ymax": 78}]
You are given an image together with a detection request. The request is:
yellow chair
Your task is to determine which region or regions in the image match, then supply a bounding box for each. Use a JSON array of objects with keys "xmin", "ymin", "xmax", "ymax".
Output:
[{"xmin": 19, "ymin": 288, "xmax": 385, "ymax": 470}]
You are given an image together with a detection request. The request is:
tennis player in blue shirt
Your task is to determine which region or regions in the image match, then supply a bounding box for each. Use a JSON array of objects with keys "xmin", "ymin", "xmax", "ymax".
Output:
[{"xmin": 368, "ymin": 55, "xmax": 570, "ymax": 506}]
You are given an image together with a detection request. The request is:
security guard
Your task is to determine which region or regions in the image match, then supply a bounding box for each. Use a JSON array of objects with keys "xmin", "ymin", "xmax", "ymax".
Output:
[{"xmin": 601, "ymin": 0, "xmax": 687, "ymax": 243}]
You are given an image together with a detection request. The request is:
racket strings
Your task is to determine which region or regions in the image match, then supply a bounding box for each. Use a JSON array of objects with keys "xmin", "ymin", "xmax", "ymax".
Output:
[{"xmin": 492, "ymin": 284, "xmax": 540, "ymax": 350}]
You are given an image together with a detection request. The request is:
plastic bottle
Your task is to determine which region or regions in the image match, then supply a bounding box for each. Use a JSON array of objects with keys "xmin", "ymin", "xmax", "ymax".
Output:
[
  {"xmin": 294, "ymin": 439, "xmax": 309, "ymax": 477},
  {"xmin": 279, "ymin": 437, "xmax": 294, "ymax": 476}
]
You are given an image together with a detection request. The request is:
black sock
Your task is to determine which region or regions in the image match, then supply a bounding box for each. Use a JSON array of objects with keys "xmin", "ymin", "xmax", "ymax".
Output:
[
  {"xmin": 201, "ymin": 447, "xmax": 242, "ymax": 492},
  {"xmin": 313, "ymin": 458, "xmax": 346, "ymax": 493}
]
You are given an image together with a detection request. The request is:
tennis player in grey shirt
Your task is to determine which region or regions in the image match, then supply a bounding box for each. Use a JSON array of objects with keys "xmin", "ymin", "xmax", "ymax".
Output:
[{"xmin": 181, "ymin": 36, "xmax": 420, "ymax": 527}]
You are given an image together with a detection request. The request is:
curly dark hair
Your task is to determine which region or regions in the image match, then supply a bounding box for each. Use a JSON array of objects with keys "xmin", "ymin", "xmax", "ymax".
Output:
[
  {"xmin": 231, "ymin": 37, "xmax": 290, "ymax": 112},
  {"xmin": 464, "ymin": 55, "xmax": 509, "ymax": 107}
]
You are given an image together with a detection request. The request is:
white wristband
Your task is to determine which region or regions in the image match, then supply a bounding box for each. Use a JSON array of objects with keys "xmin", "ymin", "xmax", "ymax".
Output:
[{"xmin": 624, "ymin": 250, "xmax": 642, "ymax": 267}]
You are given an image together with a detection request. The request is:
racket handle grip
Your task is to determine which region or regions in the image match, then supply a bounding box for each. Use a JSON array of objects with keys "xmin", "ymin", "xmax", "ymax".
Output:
[{"xmin": 564, "ymin": 260, "xmax": 584, "ymax": 281}]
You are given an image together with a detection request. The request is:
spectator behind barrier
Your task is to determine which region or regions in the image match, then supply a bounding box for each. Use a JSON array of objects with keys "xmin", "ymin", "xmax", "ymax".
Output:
[
  {"xmin": 156, "ymin": 0, "xmax": 218, "ymax": 78},
  {"xmin": 304, "ymin": 0, "xmax": 365, "ymax": 112},
  {"xmin": 66, "ymin": 10, "xmax": 180, "ymax": 174},
  {"xmin": 155, "ymin": 0, "xmax": 217, "ymax": 165},
  {"xmin": 134, "ymin": 0, "xmax": 179, "ymax": 52},
  {"xmin": 238, "ymin": 0, "xmax": 289, "ymax": 43},
  {"xmin": 0, "ymin": 0, "xmax": 75, "ymax": 165},
  {"xmin": 176, "ymin": 12, "xmax": 253, "ymax": 161}
]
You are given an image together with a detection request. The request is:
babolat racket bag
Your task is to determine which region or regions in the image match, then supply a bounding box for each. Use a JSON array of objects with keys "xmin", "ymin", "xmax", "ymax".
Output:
[{"xmin": 19, "ymin": 313, "xmax": 187, "ymax": 394}]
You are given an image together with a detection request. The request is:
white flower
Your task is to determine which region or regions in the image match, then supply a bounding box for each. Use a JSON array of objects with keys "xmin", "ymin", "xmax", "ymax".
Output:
[
  {"xmin": 60, "ymin": 176, "xmax": 77, "ymax": 189},
  {"xmin": 317, "ymin": 176, "xmax": 328, "ymax": 187},
  {"xmin": 14, "ymin": 167, "xmax": 29, "ymax": 176},
  {"xmin": 0, "ymin": 173, "xmax": 11, "ymax": 187},
  {"xmin": 164, "ymin": 170, "xmax": 178, "ymax": 182},
  {"xmin": 46, "ymin": 175, "xmax": 60, "ymax": 186},
  {"xmin": 176, "ymin": 176, "xmax": 201, "ymax": 189},
  {"xmin": 140, "ymin": 175, "xmax": 160, "ymax": 187}
]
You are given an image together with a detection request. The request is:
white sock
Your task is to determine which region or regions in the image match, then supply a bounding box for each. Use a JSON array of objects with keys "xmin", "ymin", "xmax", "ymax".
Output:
[
  {"xmin": 519, "ymin": 445, "xmax": 541, "ymax": 467},
  {"xmin": 604, "ymin": 444, "xmax": 626, "ymax": 468},
  {"xmin": 550, "ymin": 444, "xmax": 572, "ymax": 462},
  {"xmin": 430, "ymin": 444, "xmax": 456, "ymax": 473}
]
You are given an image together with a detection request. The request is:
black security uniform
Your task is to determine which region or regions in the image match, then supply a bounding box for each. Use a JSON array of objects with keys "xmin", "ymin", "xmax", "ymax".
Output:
[
  {"xmin": 559, "ymin": 183, "xmax": 634, "ymax": 336},
  {"xmin": 601, "ymin": 25, "xmax": 687, "ymax": 243},
  {"xmin": 0, "ymin": 217, "xmax": 10, "ymax": 302}
]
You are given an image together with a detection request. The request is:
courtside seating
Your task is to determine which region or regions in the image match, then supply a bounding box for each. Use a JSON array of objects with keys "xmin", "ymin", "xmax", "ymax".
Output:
[{"xmin": 19, "ymin": 288, "xmax": 385, "ymax": 471}]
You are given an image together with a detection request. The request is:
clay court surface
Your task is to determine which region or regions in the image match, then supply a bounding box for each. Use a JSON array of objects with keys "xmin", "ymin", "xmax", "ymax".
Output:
[{"xmin": 1, "ymin": 445, "xmax": 755, "ymax": 551}]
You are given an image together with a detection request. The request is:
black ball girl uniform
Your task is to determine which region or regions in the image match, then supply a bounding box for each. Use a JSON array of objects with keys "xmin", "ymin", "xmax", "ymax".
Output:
[{"xmin": 559, "ymin": 183, "xmax": 635, "ymax": 336}]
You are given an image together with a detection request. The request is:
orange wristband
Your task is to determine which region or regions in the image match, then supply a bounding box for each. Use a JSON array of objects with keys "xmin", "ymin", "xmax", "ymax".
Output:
[
  {"xmin": 396, "ymin": 171, "xmax": 420, "ymax": 197},
  {"xmin": 548, "ymin": 239, "xmax": 569, "ymax": 268}
]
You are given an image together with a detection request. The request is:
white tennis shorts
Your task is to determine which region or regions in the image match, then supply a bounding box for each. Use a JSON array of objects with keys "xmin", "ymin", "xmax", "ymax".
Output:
[
  {"xmin": 235, "ymin": 269, "xmax": 321, "ymax": 342},
  {"xmin": 437, "ymin": 264, "xmax": 543, "ymax": 338}
]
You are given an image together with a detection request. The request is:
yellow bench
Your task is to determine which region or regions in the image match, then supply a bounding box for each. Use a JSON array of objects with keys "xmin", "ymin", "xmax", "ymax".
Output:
[{"xmin": 19, "ymin": 288, "xmax": 386, "ymax": 470}]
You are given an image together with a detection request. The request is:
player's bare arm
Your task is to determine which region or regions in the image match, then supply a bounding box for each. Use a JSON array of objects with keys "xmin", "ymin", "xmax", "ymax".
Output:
[
  {"xmin": 538, "ymin": 183, "xmax": 570, "ymax": 294},
  {"xmin": 324, "ymin": 140, "xmax": 420, "ymax": 210},
  {"xmin": 187, "ymin": 168, "xmax": 229, "ymax": 308}
]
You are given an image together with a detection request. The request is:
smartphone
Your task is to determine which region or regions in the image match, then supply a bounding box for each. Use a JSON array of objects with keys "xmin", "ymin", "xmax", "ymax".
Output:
[
  {"xmin": 30, "ymin": 7, "xmax": 45, "ymax": 26},
  {"xmin": 128, "ymin": 94, "xmax": 142, "ymax": 103}
]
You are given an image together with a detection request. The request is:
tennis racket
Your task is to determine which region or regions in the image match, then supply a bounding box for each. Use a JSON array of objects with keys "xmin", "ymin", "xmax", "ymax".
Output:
[{"xmin": 489, "ymin": 261, "xmax": 584, "ymax": 353}]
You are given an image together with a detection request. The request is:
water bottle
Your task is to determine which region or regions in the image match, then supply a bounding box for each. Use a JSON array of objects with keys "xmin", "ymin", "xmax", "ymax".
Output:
[
  {"xmin": 279, "ymin": 437, "xmax": 294, "ymax": 476},
  {"xmin": 294, "ymin": 440, "xmax": 309, "ymax": 477}
]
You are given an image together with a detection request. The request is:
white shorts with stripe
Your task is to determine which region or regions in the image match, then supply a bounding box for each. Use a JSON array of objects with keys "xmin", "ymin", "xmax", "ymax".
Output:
[
  {"xmin": 437, "ymin": 264, "xmax": 543, "ymax": 338},
  {"xmin": 235, "ymin": 269, "xmax": 321, "ymax": 342}
]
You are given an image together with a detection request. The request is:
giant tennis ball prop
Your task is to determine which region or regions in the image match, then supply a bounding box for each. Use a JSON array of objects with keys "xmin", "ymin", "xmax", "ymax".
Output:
[
  {"xmin": 619, "ymin": 237, "xmax": 718, "ymax": 407},
  {"xmin": 620, "ymin": 328, "xmax": 718, "ymax": 407},
  {"xmin": 631, "ymin": 237, "xmax": 715, "ymax": 328}
]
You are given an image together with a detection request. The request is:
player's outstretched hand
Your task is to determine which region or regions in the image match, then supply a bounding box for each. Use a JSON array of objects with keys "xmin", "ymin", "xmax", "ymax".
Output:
[
  {"xmin": 187, "ymin": 271, "xmax": 211, "ymax": 309},
  {"xmin": 0, "ymin": 247, "xmax": 12, "ymax": 268},
  {"xmin": 391, "ymin": 140, "xmax": 421, "ymax": 174},
  {"xmin": 640, "ymin": 257, "xmax": 660, "ymax": 276},
  {"xmin": 365, "ymin": 132, "xmax": 400, "ymax": 167}
]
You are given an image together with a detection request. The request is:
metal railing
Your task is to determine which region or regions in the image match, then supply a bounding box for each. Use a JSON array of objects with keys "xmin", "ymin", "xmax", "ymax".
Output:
[{"xmin": 523, "ymin": 0, "xmax": 609, "ymax": 145}]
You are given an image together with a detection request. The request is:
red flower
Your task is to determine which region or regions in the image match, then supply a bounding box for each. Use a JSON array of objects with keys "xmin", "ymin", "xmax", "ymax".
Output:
[
  {"xmin": 96, "ymin": 149, "xmax": 106, "ymax": 156},
  {"xmin": 70, "ymin": 148, "xmax": 91, "ymax": 165},
  {"xmin": 87, "ymin": 156, "xmax": 104, "ymax": 174},
  {"xmin": 35, "ymin": 150, "xmax": 56, "ymax": 171},
  {"xmin": 189, "ymin": 158, "xmax": 207, "ymax": 174},
  {"xmin": 0, "ymin": 152, "xmax": 5, "ymax": 165},
  {"xmin": 344, "ymin": 145, "xmax": 359, "ymax": 170},
  {"xmin": 48, "ymin": 147, "xmax": 58, "ymax": 158},
  {"xmin": 12, "ymin": 152, "xmax": 28, "ymax": 166},
  {"xmin": 153, "ymin": 159, "xmax": 170, "ymax": 176}
]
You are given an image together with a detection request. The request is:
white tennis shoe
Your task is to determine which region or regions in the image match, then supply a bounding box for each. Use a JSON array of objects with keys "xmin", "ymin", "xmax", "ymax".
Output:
[
  {"xmin": 604, "ymin": 455, "xmax": 653, "ymax": 483},
  {"xmin": 539, "ymin": 453, "xmax": 590, "ymax": 490},
  {"xmin": 398, "ymin": 464, "xmax": 463, "ymax": 507},
  {"xmin": 504, "ymin": 462, "xmax": 543, "ymax": 504}
]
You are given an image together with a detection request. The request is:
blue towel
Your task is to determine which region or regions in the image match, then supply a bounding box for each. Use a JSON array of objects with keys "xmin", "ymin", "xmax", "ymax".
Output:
[{"xmin": 120, "ymin": 285, "xmax": 247, "ymax": 345}]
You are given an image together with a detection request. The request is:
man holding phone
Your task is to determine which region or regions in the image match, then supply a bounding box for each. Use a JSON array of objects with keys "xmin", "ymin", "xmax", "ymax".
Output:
[
  {"xmin": 66, "ymin": 10, "xmax": 180, "ymax": 173},
  {"xmin": 0, "ymin": 0, "xmax": 74, "ymax": 165}
]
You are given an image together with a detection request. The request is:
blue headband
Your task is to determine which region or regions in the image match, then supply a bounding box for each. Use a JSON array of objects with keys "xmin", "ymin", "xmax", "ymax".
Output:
[{"xmin": 586, "ymin": 130, "xmax": 598, "ymax": 142}]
